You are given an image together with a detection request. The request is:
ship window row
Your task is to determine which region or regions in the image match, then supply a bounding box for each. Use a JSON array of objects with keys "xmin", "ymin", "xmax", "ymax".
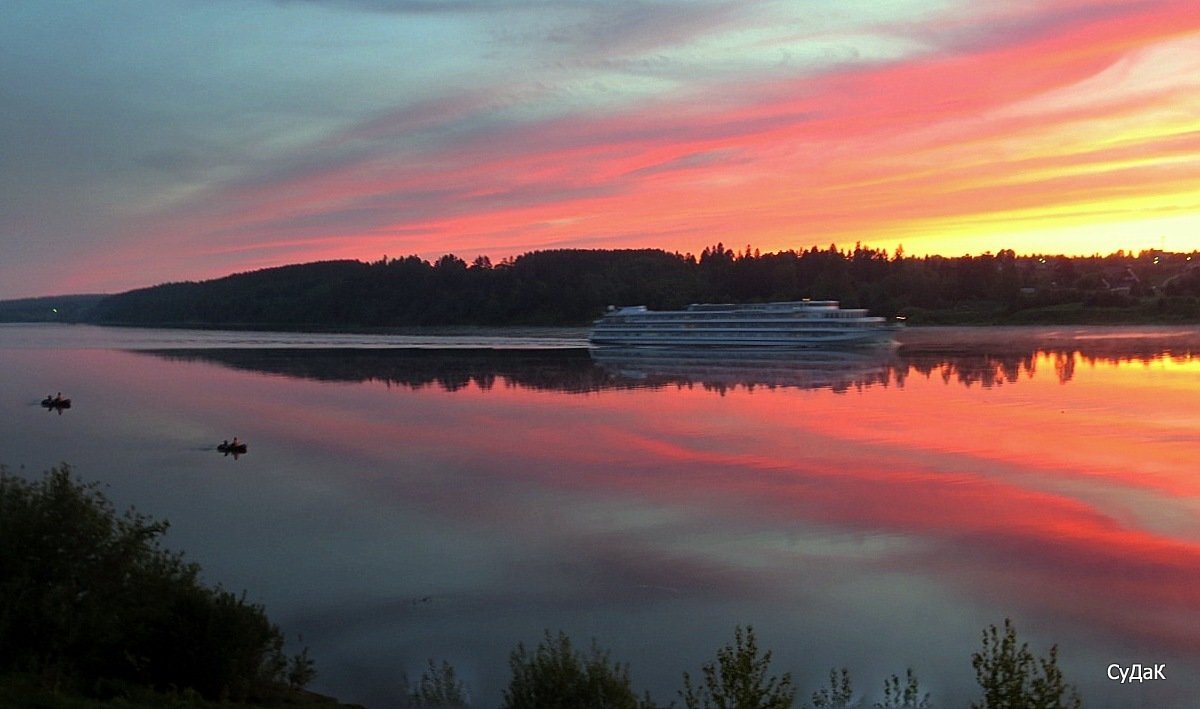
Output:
[
  {"xmin": 604, "ymin": 312, "xmax": 867, "ymax": 323},
  {"xmin": 604, "ymin": 316, "xmax": 868, "ymax": 325},
  {"xmin": 592, "ymin": 331, "xmax": 864, "ymax": 338},
  {"xmin": 593, "ymin": 331, "xmax": 845, "ymax": 339},
  {"xmin": 595, "ymin": 322, "xmax": 866, "ymax": 331}
]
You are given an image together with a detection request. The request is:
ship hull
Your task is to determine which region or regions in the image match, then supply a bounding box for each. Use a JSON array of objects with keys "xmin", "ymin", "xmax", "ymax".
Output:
[{"xmin": 588, "ymin": 301, "xmax": 900, "ymax": 348}]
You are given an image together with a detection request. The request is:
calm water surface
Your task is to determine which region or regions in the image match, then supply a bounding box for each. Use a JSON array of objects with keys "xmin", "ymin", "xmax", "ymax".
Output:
[{"xmin": 2, "ymin": 323, "xmax": 1199, "ymax": 708}]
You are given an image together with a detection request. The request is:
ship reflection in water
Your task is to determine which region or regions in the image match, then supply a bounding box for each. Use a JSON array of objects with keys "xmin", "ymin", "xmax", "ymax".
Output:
[
  {"xmin": 139, "ymin": 344, "xmax": 904, "ymax": 394},
  {"xmin": 589, "ymin": 345, "xmax": 900, "ymax": 393}
]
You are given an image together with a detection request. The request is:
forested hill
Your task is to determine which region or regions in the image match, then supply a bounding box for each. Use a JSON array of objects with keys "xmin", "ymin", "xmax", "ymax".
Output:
[
  {"xmin": 12, "ymin": 245, "xmax": 1200, "ymax": 328},
  {"xmin": 0, "ymin": 294, "xmax": 108, "ymax": 322},
  {"xmin": 86, "ymin": 250, "xmax": 699, "ymax": 327}
]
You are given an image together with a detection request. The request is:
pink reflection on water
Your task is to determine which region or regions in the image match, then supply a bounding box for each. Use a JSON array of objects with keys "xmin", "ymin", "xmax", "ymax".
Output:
[
  {"xmin": 12, "ymin": 341, "xmax": 1199, "ymax": 704},
  {"xmin": 318, "ymin": 350, "xmax": 1200, "ymax": 656}
]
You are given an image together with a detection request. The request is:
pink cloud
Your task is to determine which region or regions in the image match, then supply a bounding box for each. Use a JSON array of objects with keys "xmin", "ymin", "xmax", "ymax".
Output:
[{"xmin": 89, "ymin": 0, "xmax": 1200, "ymax": 291}]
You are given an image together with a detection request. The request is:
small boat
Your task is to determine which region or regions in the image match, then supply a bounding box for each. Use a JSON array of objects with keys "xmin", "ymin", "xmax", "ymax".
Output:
[
  {"xmin": 217, "ymin": 442, "xmax": 248, "ymax": 454},
  {"xmin": 41, "ymin": 396, "xmax": 71, "ymax": 409}
]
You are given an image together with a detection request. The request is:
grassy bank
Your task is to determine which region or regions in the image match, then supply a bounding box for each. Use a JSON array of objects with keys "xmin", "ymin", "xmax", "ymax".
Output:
[{"xmin": 901, "ymin": 295, "xmax": 1200, "ymax": 326}]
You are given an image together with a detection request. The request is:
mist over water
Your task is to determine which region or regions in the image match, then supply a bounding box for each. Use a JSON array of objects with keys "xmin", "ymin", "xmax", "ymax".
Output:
[{"xmin": 2, "ymin": 323, "xmax": 1198, "ymax": 708}]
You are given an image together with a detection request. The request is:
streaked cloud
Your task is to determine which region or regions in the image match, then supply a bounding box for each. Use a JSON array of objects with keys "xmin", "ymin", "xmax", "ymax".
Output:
[{"xmin": 1, "ymin": 0, "xmax": 1197, "ymax": 296}]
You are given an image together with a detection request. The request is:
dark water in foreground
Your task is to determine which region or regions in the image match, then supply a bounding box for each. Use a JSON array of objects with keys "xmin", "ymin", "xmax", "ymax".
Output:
[{"xmin": 2, "ymin": 324, "xmax": 1199, "ymax": 708}]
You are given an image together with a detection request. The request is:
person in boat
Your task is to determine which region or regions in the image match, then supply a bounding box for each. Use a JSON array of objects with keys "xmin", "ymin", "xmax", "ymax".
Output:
[
  {"xmin": 221, "ymin": 439, "xmax": 230, "ymax": 449},
  {"xmin": 54, "ymin": 392, "xmax": 63, "ymax": 404},
  {"xmin": 232, "ymin": 436, "xmax": 240, "ymax": 448}
]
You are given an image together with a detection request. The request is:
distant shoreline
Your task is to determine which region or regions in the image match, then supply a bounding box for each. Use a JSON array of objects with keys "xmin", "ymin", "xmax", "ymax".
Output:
[
  {"xmin": 4, "ymin": 310, "xmax": 1195, "ymax": 334},
  {"xmin": 7, "ymin": 301, "xmax": 1200, "ymax": 332},
  {"xmin": 4, "ymin": 248, "xmax": 1199, "ymax": 331},
  {"xmin": 5, "ymin": 321, "xmax": 1199, "ymax": 361},
  {"xmin": 899, "ymin": 302, "xmax": 1200, "ymax": 326},
  {"xmin": 893, "ymin": 323, "xmax": 1200, "ymax": 353}
]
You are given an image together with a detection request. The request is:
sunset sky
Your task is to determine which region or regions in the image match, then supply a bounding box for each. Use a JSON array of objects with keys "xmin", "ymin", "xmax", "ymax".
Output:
[{"xmin": 3, "ymin": 0, "xmax": 1199, "ymax": 298}]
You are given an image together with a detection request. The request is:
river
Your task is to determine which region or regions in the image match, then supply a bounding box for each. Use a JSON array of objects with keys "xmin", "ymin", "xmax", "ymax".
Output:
[{"xmin": 2, "ymin": 323, "xmax": 1198, "ymax": 708}]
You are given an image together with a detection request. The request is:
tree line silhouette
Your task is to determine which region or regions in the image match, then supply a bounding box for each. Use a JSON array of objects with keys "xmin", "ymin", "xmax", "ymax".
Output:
[{"xmin": 41, "ymin": 245, "xmax": 1200, "ymax": 328}]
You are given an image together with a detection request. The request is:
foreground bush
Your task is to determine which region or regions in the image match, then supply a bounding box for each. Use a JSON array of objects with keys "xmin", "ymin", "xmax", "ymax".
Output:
[
  {"xmin": 405, "ymin": 659, "xmax": 471, "ymax": 708},
  {"xmin": 481, "ymin": 619, "xmax": 1079, "ymax": 708},
  {"xmin": 971, "ymin": 619, "xmax": 1081, "ymax": 709},
  {"xmin": 0, "ymin": 465, "xmax": 309, "ymax": 702},
  {"xmin": 502, "ymin": 630, "xmax": 653, "ymax": 709},
  {"xmin": 681, "ymin": 625, "xmax": 795, "ymax": 709}
]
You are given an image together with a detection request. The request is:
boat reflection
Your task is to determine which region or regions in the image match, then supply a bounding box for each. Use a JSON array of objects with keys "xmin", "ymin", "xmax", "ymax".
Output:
[{"xmin": 589, "ymin": 345, "xmax": 899, "ymax": 393}]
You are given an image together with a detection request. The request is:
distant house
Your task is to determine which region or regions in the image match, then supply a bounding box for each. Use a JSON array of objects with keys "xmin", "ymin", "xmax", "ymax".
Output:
[{"xmin": 1102, "ymin": 266, "xmax": 1139, "ymax": 296}]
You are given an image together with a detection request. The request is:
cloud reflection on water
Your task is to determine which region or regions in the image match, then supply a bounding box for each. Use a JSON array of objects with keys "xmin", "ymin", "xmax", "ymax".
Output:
[
  {"xmin": 6, "ymin": 327, "xmax": 1200, "ymax": 707},
  {"xmin": 131, "ymin": 335, "xmax": 1200, "ymax": 664}
]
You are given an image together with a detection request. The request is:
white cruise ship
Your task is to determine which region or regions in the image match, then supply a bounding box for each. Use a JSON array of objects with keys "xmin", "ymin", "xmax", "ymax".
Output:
[{"xmin": 588, "ymin": 300, "xmax": 899, "ymax": 347}]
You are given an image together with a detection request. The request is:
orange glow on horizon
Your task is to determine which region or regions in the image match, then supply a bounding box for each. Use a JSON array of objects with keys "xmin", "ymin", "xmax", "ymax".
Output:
[{"xmin": 70, "ymin": 2, "xmax": 1194, "ymax": 293}]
